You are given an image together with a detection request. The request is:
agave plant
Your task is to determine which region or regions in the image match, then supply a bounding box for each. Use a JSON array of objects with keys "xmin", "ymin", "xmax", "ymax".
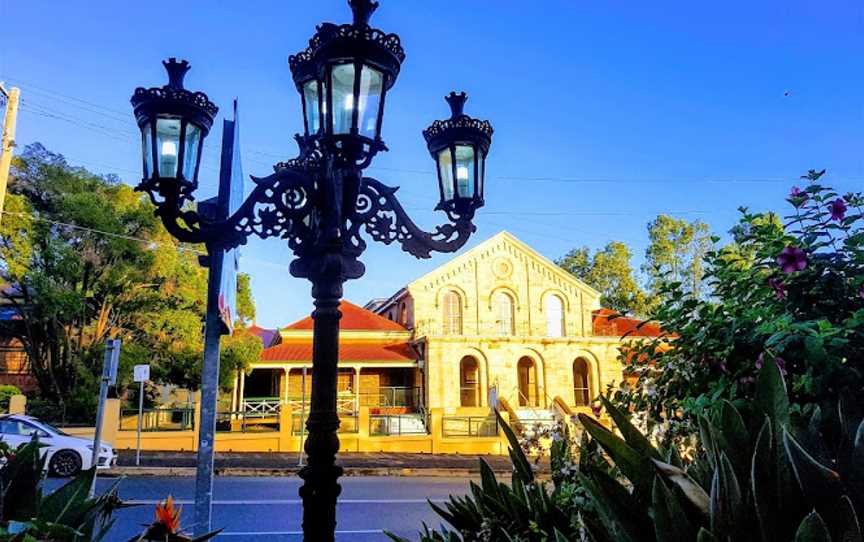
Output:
[
  {"xmin": 398, "ymin": 360, "xmax": 863, "ymax": 541},
  {"xmin": 386, "ymin": 417, "xmax": 585, "ymax": 541},
  {"xmin": 577, "ymin": 359, "xmax": 863, "ymax": 541},
  {"xmin": 0, "ymin": 438, "xmax": 125, "ymax": 541}
]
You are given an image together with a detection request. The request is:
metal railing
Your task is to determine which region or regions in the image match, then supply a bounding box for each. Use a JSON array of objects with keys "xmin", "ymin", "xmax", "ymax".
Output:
[
  {"xmin": 216, "ymin": 410, "xmax": 280, "ymax": 433},
  {"xmin": 119, "ymin": 408, "xmax": 195, "ymax": 432},
  {"xmin": 369, "ymin": 412, "xmax": 429, "ymax": 436},
  {"xmin": 359, "ymin": 387, "xmax": 421, "ymax": 408},
  {"xmin": 287, "ymin": 395, "xmax": 357, "ymax": 414},
  {"xmin": 242, "ymin": 397, "xmax": 282, "ymax": 418},
  {"xmin": 441, "ymin": 415, "xmax": 498, "ymax": 437},
  {"xmin": 290, "ymin": 412, "xmax": 359, "ymax": 435}
]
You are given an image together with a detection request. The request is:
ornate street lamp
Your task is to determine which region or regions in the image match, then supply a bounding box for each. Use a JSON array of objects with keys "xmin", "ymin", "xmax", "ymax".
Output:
[{"xmin": 131, "ymin": 1, "xmax": 492, "ymax": 540}]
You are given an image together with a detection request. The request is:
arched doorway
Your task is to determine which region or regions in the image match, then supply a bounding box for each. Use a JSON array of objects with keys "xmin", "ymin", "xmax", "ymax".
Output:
[
  {"xmin": 459, "ymin": 356, "xmax": 480, "ymax": 407},
  {"xmin": 517, "ymin": 357, "xmax": 539, "ymax": 407},
  {"xmin": 573, "ymin": 358, "xmax": 591, "ymax": 406}
]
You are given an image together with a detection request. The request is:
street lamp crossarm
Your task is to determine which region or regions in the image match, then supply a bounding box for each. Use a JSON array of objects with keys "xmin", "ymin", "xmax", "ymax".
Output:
[{"xmin": 356, "ymin": 176, "xmax": 477, "ymax": 259}]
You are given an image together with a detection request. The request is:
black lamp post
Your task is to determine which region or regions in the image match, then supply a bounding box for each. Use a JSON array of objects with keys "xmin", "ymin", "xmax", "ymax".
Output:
[{"xmin": 131, "ymin": 1, "xmax": 492, "ymax": 540}]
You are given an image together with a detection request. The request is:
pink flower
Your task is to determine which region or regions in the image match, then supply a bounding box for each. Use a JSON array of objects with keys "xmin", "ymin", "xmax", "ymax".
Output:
[
  {"xmin": 756, "ymin": 353, "xmax": 764, "ymax": 370},
  {"xmin": 789, "ymin": 186, "xmax": 808, "ymax": 205},
  {"xmin": 829, "ymin": 198, "xmax": 847, "ymax": 221},
  {"xmin": 777, "ymin": 247, "xmax": 807, "ymax": 273},
  {"xmin": 768, "ymin": 278, "xmax": 787, "ymax": 300},
  {"xmin": 859, "ymin": 285, "xmax": 864, "ymax": 300},
  {"xmin": 591, "ymin": 404, "xmax": 602, "ymax": 417}
]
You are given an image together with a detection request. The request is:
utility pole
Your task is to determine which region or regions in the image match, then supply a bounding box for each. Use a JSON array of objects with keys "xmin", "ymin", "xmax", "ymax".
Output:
[{"xmin": 0, "ymin": 84, "xmax": 20, "ymax": 226}]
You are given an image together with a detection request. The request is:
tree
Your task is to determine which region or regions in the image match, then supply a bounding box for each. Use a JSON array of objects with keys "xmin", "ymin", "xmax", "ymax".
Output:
[
  {"xmin": 643, "ymin": 214, "xmax": 713, "ymax": 299},
  {"xmin": 557, "ymin": 241, "xmax": 652, "ymax": 315},
  {"xmin": 0, "ymin": 143, "xmax": 256, "ymax": 420}
]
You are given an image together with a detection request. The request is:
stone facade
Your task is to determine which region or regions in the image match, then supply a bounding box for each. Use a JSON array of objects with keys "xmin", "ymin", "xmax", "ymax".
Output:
[{"xmin": 372, "ymin": 231, "xmax": 631, "ymax": 414}]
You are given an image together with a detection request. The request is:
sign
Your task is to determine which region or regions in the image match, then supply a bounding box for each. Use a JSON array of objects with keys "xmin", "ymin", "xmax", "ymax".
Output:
[
  {"xmin": 102, "ymin": 339, "xmax": 121, "ymax": 385},
  {"xmin": 488, "ymin": 385, "xmax": 499, "ymax": 409},
  {"xmin": 215, "ymin": 100, "xmax": 244, "ymax": 334},
  {"xmin": 133, "ymin": 364, "xmax": 150, "ymax": 383}
]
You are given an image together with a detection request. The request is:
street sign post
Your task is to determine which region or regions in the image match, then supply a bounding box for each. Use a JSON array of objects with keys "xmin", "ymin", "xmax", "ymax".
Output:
[
  {"xmin": 91, "ymin": 338, "xmax": 120, "ymax": 496},
  {"xmin": 133, "ymin": 364, "xmax": 150, "ymax": 466},
  {"xmin": 194, "ymin": 102, "xmax": 244, "ymax": 536}
]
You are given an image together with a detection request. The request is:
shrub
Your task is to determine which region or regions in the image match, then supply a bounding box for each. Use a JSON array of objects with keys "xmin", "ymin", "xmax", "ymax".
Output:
[
  {"xmin": 617, "ymin": 171, "xmax": 864, "ymax": 442},
  {"xmin": 400, "ymin": 361, "xmax": 864, "ymax": 541}
]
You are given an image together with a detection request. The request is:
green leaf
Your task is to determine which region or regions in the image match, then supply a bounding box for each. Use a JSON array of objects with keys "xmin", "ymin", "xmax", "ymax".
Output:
[
  {"xmin": 652, "ymin": 477, "xmax": 698, "ymax": 542},
  {"xmin": 496, "ymin": 410, "xmax": 534, "ymax": 483},
  {"xmin": 751, "ymin": 418, "xmax": 776, "ymax": 542},
  {"xmin": 696, "ymin": 527, "xmax": 718, "ymax": 542},
  {"xmin": 710, "ymin": 453, "xmax": 743, "ymax": 538},
  {"xmin": 38, "ymin": 467, "xmax": 95, "ymax": 524},
  {"xmin": 756, "ymin": 357, "xmax": 790, "ymax": 429},
  {"xmin": 600, "ymin": 395, "xmax": 662, "ymax": 461},
  {"xmin": 652, "ymin": 459, "xmax": 710, "ymax": 519},
  {"xmin": 579, "ymin": 413, "xmax": 653, "ymax": 495},
  {"xmin": 795, "ymin": 511, "xmax": 832, "ymax": 542}
]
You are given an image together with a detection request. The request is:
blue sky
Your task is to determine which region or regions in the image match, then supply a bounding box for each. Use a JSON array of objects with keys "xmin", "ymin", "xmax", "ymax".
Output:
[{"xmin": 2, "ymin": 0, "xmax": 862, "ymax": 327}]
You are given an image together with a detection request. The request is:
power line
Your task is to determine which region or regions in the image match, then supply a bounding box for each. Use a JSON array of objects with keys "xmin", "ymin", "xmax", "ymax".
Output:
[{"xmin": 10, "ymin": 75, "xmax": 863, "ymax": 187}]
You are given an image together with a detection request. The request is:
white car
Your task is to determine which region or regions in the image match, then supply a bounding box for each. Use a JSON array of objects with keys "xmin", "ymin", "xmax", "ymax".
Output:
[{"xmin": 0, "ymin": 414, "xmax": 117, "ymax": 477}]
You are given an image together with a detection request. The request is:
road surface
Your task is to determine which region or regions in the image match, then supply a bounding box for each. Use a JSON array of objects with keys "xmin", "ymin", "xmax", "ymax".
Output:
[{"xmin": 46, "ymin": 476, "xmax": 468, "ymax": 541}]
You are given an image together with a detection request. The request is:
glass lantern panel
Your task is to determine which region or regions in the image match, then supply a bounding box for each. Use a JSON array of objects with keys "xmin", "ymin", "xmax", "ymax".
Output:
[
  {"xmin": 182, "ymin": 123, "xmax": 202, "ymax": 180},
  {"xmin": 155, "ymin": 117, "xmax": 181, "ymax": 178},
  {"xmin": 480, "ymin": 156, "xmax": 486, "ymax": 198},
  {"xmin": 303, "ymin": 80, "xmax": 322, "ymax": 134},
  {"xmin": 437, "ymin": 149, "xmax": 454, "ymax": 202},
  {"xmin": 141, "ymin": 122, "xmax": 153, "ymax": 178},
  {"xmin": 357, "ymin": 65, "xmax": 384, "ymax": 138},
  {"xmin": 454, "ymin": 145, "xmax": 476, "ymax": 198},
  {"xmin": 330, "ymin": 63, "xmax": 356, "ymax": 135}
]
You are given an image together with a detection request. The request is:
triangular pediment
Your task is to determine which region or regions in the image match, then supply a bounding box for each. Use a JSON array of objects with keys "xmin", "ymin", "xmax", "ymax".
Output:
[{"xmin": 407, "ymin": 231, "xmax": 601, "ymax": 304}]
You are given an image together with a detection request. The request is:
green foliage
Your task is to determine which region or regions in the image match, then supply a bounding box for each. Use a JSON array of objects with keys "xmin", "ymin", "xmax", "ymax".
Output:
[
  {"xmin": 618, "ymin": 173, "xmax": 864, "ymax": 441},
  {"xmin": 386, "ymin": 414, "xmax": 584, "ymax": 541},
  {"xmin": 0, "ymin": 439, "xmax": 124, "ymax": 541},
  {"xmin": 574, "ymin": 361, "xmax": 863, "ymax": 542},
  {"xmin": 0, "ymin": 144, "xmax": 257, "ymax": 419},
  {"xmin": 558, "ymin": 241, "xmax": 652, "ymax": 316},
  {"xmin": 219, "ymin": 327, "xmax": 264, "ymax": 392},
  {"xmin": 403, "ymin": 362, "xmax": 864, "ymax": 541},
  {"xmin": 0, "ymin": 387, "xmax": 20, "ymax": 412},
  {"xmin": 643, "ymin": 215, "xmax": 713, "ymax": 300}
]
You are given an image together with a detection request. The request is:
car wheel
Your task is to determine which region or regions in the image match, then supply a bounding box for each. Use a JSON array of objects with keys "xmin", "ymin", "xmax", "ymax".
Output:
[{"xmin": 49, "ymin": 450, "xmax": 82, "ymax": 477}]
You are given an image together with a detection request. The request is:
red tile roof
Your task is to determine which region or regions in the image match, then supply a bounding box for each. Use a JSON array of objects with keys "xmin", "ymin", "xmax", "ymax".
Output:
[
  {"xmin": 284, "ymin": 300, "xmax": 408, "ymax": 332},
  {"xmin": 260, "ymin": 341, "xmax": 416, "ymax": 362},
  {"xmin": 592, "ymin": 309, "xmax": 662, "ymax": 338}
]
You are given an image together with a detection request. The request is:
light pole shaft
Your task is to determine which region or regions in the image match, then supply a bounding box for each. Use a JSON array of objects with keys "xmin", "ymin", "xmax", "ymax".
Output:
[
  {"xmin": 193, "ymin": 245, "xmax": 225, "ymax": 537},
  {"xmin": 299, "ymin": 270, "xmax": 344, "ymax": 542}
]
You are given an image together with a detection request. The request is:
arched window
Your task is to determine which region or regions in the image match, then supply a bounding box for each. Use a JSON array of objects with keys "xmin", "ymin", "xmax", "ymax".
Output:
[
  {"xmin": 573, "ymin": 358, "xmax": 591, "ymax": 406},
  {"xmin": 459, "ymin": 356, "xmax": 480, "ymax": 407},
  {"xmin": 545, "ymin": 295, "xmax": 565, "ymax": 337},
  {"xmin": 492, "ymin": 291, "xmax": 515, "ymax": 336},
  {"xmin": 442, "ymin": 291, "xmax": 463, "ymax": 335}
]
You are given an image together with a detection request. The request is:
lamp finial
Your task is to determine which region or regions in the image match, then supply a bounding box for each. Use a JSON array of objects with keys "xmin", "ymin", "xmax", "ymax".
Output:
[
  {"xmin": 349, "ymin": 0, "xmax": 379, "ymax": 27},
  {"xmin": 445, "ymin": 91, "xmax": 468, "ymax": 119},
  {"xmin": 163, "ymin": 58, "xmax": 191, "ymax": 90}
]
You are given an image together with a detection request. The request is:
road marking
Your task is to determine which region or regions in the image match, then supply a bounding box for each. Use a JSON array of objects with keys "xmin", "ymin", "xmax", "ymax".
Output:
[
  {"xmin": 126, "ymin": 498, "xmax": 445, "ymax": 505},
  {"xmin": 220, "ymin": 530, "xmax": 383, "ymax": 536}
]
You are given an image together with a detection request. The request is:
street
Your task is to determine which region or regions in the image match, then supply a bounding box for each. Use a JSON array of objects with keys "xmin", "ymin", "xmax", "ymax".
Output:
[{"xmin": 45, "ymin": 476, "xmax": 467, "ymax": 542}]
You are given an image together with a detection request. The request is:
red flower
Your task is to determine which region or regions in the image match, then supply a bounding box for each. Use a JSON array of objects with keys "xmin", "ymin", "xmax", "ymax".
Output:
[
  {"xmin": 777, "ymin": 247, "xmax": 807, "ymax": 273},
  {"xmin": 829, "ymin": 198, "xmax": 847, "ymax": 221},
  {"xmin": 768, "ymin": 278, "xmax": 787, "ymax": 300},
  {"xmin": 155, "ymin": 496, "xmax": 182, "ymax": 534}
]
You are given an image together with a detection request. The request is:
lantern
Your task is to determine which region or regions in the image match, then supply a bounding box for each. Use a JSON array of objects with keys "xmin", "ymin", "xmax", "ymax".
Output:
[
  {"xmin": 423, "ymin": 92, "xmax": 493, "ymax": 216},
  {"xmin": 131, "ymin": 58, "xmax": 218, "ymax": 189},
  {"xmin": 289, "ymin": 0, "xmax": 405, "ymax": 163}
]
